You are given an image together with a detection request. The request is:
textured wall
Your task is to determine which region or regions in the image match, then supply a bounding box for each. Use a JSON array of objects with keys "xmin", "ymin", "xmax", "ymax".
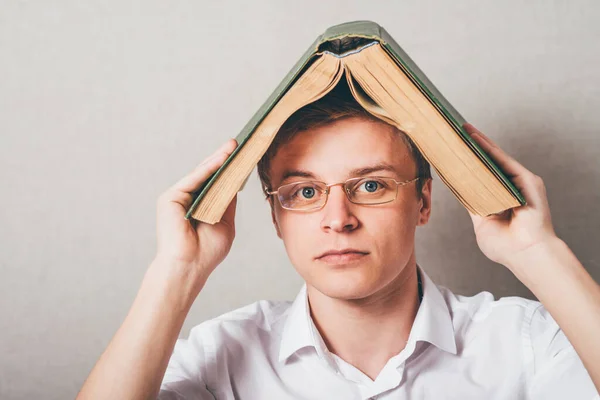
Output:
[{"xmin": 1, "ymin": 1, "xmax": 599, "ymax": 398}]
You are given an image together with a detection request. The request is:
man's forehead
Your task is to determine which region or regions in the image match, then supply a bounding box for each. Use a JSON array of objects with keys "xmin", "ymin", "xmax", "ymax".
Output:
[{"xmin": 269, "ymin": 118, "xmax": 416, "ymax": 183}]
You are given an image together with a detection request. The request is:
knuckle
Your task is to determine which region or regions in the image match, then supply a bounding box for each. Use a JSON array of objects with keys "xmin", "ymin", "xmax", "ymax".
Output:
[
  {"xmin": 179, "ymin": 192, "xmax": 193, "ymax": 204},
  {"xmin": 157, "ymin": 190, "xmax": 173, "ymax": 205},
  {"xmin": 523, "ymin": 171, "xmax": 537, "ymax": 182},
  {"xmin": 158, "ymin": 189, "xmax": 191, "ymax": 207}
]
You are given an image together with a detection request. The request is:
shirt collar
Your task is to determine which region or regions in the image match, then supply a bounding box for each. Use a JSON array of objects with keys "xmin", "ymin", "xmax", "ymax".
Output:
[
  {"xmin": 278, "ymin": 284, "xmax": 323, "ymax": 363},
  {"xmin": 278, "ymin": 265, "xmax": 457, "ymax": 363},
  {"xmin": 409, "ymin": 265, "xmax": 457, "ymax": 354}
]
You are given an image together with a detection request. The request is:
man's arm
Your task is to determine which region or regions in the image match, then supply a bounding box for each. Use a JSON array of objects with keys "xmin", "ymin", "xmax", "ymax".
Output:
[
  {"xmin": 509, "ymin": 236, "xmax": 600, "ymax": 392},
  {"xmin": 76, "ymin": 139, "xmax": 238, "ymax": 399},
  {"xmin": 76, "ymin": 259, "xmax": 206, "ymax": 399},
  {"xmin": 463, "ymin": 123, "xmax": 600, "ymax": 393}
]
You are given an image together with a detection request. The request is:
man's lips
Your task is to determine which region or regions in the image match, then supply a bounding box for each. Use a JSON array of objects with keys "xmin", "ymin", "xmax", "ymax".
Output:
[{"xmin": 315, "ymin": 249, "xmax": 369, "ymax": 264}]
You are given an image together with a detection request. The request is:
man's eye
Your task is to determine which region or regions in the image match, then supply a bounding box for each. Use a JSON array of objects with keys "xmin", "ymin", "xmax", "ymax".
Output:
[
  {"xmin": 300, "ymin": 186, "xmax": 316, "ymax": 199},
  {"xmin": 291, "ymin": 185, "xmax": 317, "ymax": 199},
  {"xmin": 357, "ymin": 180, "xmax": 383, "ymax": 193}
]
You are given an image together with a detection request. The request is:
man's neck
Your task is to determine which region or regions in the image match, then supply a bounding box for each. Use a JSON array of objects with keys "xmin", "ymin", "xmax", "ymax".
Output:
[{"xmin": 306, "ymin": 258, "xmax": 420, "ymax": 381}]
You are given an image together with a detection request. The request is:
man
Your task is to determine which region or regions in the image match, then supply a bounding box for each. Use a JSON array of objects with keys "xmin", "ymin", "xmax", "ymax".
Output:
[{"xmin": 77, "ymin": 84, "xmax": 600, "ymax": 399}]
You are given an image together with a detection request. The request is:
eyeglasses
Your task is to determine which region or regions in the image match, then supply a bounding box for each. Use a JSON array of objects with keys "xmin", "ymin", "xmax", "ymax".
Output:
[{"xmin": 265, "ymin": 176, "xmax": 420, "ymax": 211}]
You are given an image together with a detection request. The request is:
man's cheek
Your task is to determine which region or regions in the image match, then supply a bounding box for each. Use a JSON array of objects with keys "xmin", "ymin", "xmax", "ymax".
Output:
[{"xmin": 284, "ymin": 233, "xmax": 311, "ymax": 266}]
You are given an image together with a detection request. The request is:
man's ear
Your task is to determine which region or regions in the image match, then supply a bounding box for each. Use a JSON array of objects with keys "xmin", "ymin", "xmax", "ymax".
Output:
[
  {"xmin": 270, "ymin": 200, "xmax": 283, "ymax": 239},
  {"xmin": 417, "ymin": 178, "xmax": 432, "ymax": 226}
]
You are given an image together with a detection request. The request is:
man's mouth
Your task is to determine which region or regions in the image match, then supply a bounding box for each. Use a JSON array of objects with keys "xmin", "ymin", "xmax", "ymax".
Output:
[{"xmin": 315, "ymin": 249, "xmax": 369, "ymax": 264}]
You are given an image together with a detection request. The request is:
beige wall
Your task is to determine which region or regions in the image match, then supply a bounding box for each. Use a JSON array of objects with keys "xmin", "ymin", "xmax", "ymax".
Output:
[{"xmin": 1, "ymin": 1, "xmax": 599, "ymax": 398}]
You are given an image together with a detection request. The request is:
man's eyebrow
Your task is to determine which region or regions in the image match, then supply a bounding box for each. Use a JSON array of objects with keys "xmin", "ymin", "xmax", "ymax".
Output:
[
  {"xmin": 348, "ymin": 162, "xmax": 399, "ymax": 177},
  {"xmin": 277, "ymin": 163, "xmax": 399, "ymax": 185},
  {"xmin": 279, "ymin": 169, "xmax": 317, "ymax": 183}
]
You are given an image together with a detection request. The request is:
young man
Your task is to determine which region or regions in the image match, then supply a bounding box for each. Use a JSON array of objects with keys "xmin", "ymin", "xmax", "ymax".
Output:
[{"xmin": 77, "ymin": 85, "xmax": 600, "ymax": 399}]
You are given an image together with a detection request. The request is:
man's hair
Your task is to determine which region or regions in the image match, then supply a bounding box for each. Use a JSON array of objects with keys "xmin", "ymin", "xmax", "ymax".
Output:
[{"xmin": 257, "ymin": 80, "xmax": 432, "ymax": 198}]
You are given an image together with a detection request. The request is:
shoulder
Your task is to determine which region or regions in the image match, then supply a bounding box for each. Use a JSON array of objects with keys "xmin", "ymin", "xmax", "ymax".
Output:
[
  {"xmin": 437, "ymin": 284, "xmax": 542, "ymax": 325},
  {"xmin": 190, "ymin": 300, "xmax": 292, "ymax": 336},
  {"xmin": 160, "ymin": 300, "xmax": 293, "ymax": 398},
  {"xmin": 435, "ymin": 284, "xmax": 574, "ymax": 359},
  {"xmin": 434, "ymin": 284, "xmax": 552, "ymax": 353},
  {"xmin": 429, "ymin": 285, "xmax": 595, "ymax": 396},
  {"xmin": 189, "ymin": 299, "xmax": 292, "ymax": 341},
  {"xmin": 162, "ymin": 299, "xmax": 292, "ymax": 389}
]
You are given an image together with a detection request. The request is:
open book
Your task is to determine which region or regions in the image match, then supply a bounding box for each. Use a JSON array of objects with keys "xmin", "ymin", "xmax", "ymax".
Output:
[{"xmin": 186, "ymin": 21, "xmax": 525, "ymax": 223}]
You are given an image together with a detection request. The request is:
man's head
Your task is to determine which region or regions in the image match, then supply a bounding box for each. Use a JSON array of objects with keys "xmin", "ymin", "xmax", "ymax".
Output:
[{"xmin": 257, "ymin": 81, "xmax": 433, "ymax": 300}]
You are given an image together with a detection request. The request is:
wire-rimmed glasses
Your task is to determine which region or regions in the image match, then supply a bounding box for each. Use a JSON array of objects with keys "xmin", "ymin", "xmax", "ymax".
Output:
[{"xmin": 265, "ymin": 176, "xmax": 420, "ymax": 211}]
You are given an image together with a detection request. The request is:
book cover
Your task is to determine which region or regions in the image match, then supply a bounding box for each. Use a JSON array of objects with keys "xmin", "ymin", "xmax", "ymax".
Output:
[{"xmin": 185, "ymin": 20, "xmax": 524, "ymax": 220}]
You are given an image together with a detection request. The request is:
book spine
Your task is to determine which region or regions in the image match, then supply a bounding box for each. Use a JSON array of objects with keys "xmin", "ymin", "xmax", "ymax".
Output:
[{"xmin": 377, "ymin": 26, "xmax": 525, "ymax": 205}]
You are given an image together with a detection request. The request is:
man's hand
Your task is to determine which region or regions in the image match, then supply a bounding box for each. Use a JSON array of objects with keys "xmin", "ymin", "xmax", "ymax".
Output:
[
  {"xmin": 463, "ymin": 123, "xmax": 557, "ymax": 269},
  {"xmin": 155, "ymin": 138, "xmax": 238, "ymax": 283},
  {"xmin": 463, "ymin": 123, "xmax": 600, "ymax": 394}
]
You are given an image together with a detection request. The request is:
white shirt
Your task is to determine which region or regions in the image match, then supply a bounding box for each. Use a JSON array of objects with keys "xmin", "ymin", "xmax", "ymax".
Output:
[{"xmin": 159, "ymin": 266, "xmax": 598, "ymax": 399}]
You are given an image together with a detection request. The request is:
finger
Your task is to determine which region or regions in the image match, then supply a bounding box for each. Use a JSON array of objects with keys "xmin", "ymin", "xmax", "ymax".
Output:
[
  {"xmin": 196, "ymin": 138, "xmax": 238, "ymax": 170},
  {"xmin": 463, "ymin": 123, "xmax": 549, "ymax": 209},
  {"xmin": 507, "ymin": 173, "xmax": 548, "ymax": 209},
  {"xmin": 467, "ymin": 206, "xmax": 510, "ymax": 224},
  {"xmin": 212, "ymin": 138, "xmax": 239, "ymax": 159},
  {"xmin": 172, "ymin": 139, "xmax": 238, "ymax": 194},
  {"xmin": 220, "ymin": 194, "xmax": 237, "ymax": 231},
  {"xmin": 463, "ymin": 123, "xmax": 529, "ymax": 179}
]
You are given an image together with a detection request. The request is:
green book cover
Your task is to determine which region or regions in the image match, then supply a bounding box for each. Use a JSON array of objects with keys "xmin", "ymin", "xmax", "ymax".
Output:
[{"xmin": 185, "ymin": 20, "xmax": 525, "ymax": 220}]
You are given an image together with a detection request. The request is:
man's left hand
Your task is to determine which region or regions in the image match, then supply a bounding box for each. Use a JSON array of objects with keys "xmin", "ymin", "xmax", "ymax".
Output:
[{"xmin": 462, "ymin": 123, "xmax": 558, "ymax": 270}]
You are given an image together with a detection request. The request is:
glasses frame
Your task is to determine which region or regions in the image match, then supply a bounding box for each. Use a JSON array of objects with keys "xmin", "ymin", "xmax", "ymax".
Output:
[{"xmin": 264, "ymin": 176, "xmax": 421, "ymax": 212}]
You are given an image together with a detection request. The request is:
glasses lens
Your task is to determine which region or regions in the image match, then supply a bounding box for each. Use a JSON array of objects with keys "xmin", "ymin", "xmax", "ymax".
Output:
[
  {"xmin": 278, "ymin": 181, "xmax": 326, "ymax": 210},
  {"xmin": 346, "ymin": 177, "xmax": 397, "ymax": 204}
]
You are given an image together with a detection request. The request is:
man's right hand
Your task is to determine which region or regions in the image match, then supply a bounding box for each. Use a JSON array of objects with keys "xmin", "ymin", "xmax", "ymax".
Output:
[
  {"xmin": 154, "ymin": 138, "xmax": 239, "ymax": 284},
  {"xmin": 77, "ymin": 139, "xmax": 240, "ymax": 400}
]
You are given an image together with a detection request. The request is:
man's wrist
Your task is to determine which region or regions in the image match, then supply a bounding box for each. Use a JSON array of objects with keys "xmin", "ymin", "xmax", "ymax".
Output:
[
  {"xmin": 144, "ymin": 257, "xmax": 209, "ymax": 312},
  {"xmin": 504, "ymin": 236, "xmax": 571, "ymax": 288}
]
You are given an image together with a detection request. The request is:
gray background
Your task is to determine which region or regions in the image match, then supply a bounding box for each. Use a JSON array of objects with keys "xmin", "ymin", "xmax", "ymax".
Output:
[{"xmin": 1, "ymin": 1, "xmax": 599, "ymax": 398}]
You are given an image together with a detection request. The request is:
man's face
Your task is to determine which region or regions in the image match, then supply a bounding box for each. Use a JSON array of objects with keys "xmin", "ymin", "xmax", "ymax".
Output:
[{"xmin": 268, "ymin": 117, "xmax": 432, "ymax": 300}]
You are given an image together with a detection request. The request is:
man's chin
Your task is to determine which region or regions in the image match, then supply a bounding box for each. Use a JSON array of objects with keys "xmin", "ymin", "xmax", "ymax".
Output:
[{"xmin": 308, "ymin": 273, "xmax": 381, "ymax": 301}]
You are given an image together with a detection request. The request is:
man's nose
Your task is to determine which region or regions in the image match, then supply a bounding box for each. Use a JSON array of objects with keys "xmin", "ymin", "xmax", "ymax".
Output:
[{"xmin": 320, "ymin": 185, "xmax": 359, "ymax": 233}]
